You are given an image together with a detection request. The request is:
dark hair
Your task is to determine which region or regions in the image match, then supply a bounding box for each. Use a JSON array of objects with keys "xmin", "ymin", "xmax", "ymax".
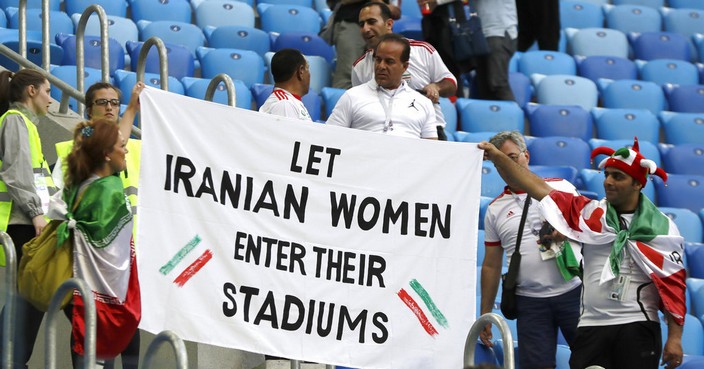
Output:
[
  {"xmin": 374, "ymin": 33, "xmax": 410, "ymax": 63},
  {"xmin": 360, "ymin": 1, "xmax": 392, "ymax": 21},
  {"xmin": 65, "ymin": 118, "xmax": 119, "ymax": 188},
  {"xmin": 271, "ymin": 48, "xmax": 307, "ymax": 83},
  {"xmin": 85, "ymin": 82, "xmax": 122, "ymax": 119},
  {"xmin": 0, "ymin": 69, "xmax": 47, "ymax": 115}
]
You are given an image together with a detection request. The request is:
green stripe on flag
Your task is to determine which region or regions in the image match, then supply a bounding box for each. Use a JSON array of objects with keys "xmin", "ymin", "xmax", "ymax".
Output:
[
  {"xmin": 409, "ymin": 279, "xmax": 448, "ymax": 329},
  {"xmin": 160, "ymin": 235, "xmax": 202, "ymax": 275}
]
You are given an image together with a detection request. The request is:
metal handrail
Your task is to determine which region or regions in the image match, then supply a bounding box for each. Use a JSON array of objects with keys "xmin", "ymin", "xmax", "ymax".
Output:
[
  {"xmin": 141, "ymin": 331, "xmax": 188, "ymax": 369},
  {"xmin": 45, "ymin": 278, "xmax": 96, "ymax": 369},
  {"xmin": 0, "ymin": 232, "xmax": 16, "ymax": 369},
  {"xmin": 205, "ymin": 73, "xmax": 236, "ymax": 107},
  {"xmin": 135, "ymin": 37, "xmax": 169, "ymax": 90},
  {"xmin": 17, "ymin": 0, "xmax": 26, "ymax": 63},
  {"xmin": 463, "ymin": 312, "xmax": 515, "ymax": 369},
  {"xmin": 40, "ymin": 0, "xmax": 49, "ymax": 70},
  {"xmin": 74, "ymin": 4, "xmax": 110, "ymax": 117}
]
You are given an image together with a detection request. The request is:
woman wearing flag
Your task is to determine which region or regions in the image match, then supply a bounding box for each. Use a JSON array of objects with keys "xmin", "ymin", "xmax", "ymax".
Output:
[
  {"xmin": 55, "ymin": 118, "xmax": 140, "ymax": 368},
  {"xmin": 479, "ymin": 137, "xmax": 685, "ymax": 369}
]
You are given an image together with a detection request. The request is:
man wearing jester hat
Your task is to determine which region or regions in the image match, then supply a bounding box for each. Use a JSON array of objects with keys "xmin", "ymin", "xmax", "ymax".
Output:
[{"xmin": 479, "ymin": 137, "xmax": 686, "ymax": 369}]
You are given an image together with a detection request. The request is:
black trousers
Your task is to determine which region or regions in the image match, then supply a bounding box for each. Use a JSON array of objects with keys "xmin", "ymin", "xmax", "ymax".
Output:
[
  {"xmin": 516, "ymin": 0, "xmax": 561, "ymax": 52},
  {"xmin": 569, "ymin": 321, "xmax": 661, "ymax": 369}
]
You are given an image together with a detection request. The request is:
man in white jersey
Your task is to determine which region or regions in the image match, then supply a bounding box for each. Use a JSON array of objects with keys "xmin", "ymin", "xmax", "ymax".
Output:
[
  {"xmin": 479, "ymin": 137, "xmax": 686, "ymax": 369},
  {"xmin": 327, "ymin": 33, "xmax": 437, "ymax": 139},
  {"xmin": 351, "ymin": 2, "xmax": 455, "ymax": 139},
  {"xmin": 479, "ymin": 131, "xmax": 581, "ymax": 369},
  {"xmin": 259, "ymin": 48, "xmax": 312, "ymax": 121}
]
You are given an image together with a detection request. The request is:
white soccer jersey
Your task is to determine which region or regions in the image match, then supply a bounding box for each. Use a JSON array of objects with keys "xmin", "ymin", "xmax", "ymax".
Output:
[{"xmin": 259, "ymin": 88, "xmax": 312, "ymax": 121}]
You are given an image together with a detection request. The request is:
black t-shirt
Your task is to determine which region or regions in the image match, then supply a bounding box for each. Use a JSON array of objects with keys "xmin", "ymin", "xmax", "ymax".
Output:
[{"xmin": 333, "ymin": 0, "xmax": 389, "ymax": 23}]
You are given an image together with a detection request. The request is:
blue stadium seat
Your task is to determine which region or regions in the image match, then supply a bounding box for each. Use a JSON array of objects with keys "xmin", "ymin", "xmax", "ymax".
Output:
[
  {"xmin": 580, "ymin": 166, "xmax": 657, "ymax": 202},
  {"xmin": 479, "ymin": 196, "xmax": 493, "ymax": 230},
  {"xmin": 197, "ymin": 46, "xmax": 265, "ymax": 88},
  {"xmin": 192, "ymin": 0, "xmax": 255, "ymax": 29},
  {"xmin": 517, "ymin": 50, "xmax": 576, "ymax": 78},
  {"xmin": 661, "ymin": 143, "xmax": 704, "ymax": 176},
  {"xmin": 662, "ymin": 8, "xmax": 704, "ymax": 43},
  {"xmin": 592, "ymin": 107, "xmax": 660, "ymax": 143},
  {"xmin": 660, "ymin": 313, "xmax": 704, "ymax": 355},
  {"xmin": 257, "ymin": 0, "xmax": 313, "ymax": 6},
  {"xmin": 603, "ymin": 4, "xmax": 662, "ymax": 34},
  {"xmin": 0, "ymin": 9, "xmax": 6, "ymax": 28},
  {"xmin": 477, "ymin": 230, "xmax": 486, "ymax": 266},
  {"xmin": 659, "ymin": 207, "xmax": 703, "ymax": 243},
  {"xmin": 612, "ymin": 0, "xmax": 664, "ymax": 8},
  {"xmin": 0, "ymin": 0, "xmax": 60, "ymax": 11},
  {"xmin": 629, "ymin": 31, "xmax": 691, "ymax": 61},
  {"xmin": 525, "ymin": 104, "xmax": 593, "ymax": 141},
  {"xmin": 589, "ymin": 137, "xmax": 662, "ymax": 166},
  {"xmin": 456, "ymin": 99, "xmax": 525, "ymax": 133},
  {"xmin": 6, "ymin": 7, "xmax": 73, "ymax": 41},
  {"xmin": 528, "ymin": 136, "xmax": 592, "ymax": 170},
  {"xmin": 686, "ymin": 244, "xmax": 704, "ymax": 279},
  {"xmin": 532, "ymin": 74, "xmax": 598, "ymax": 110},
  {"xmin": 203, "ymin": 25, "xmax": 269, "ymax": 57},
  {"xmin": 693, "ymin": 33, "xmax": 704, "ymax": 62},
  {"xmin": 321, "ymin": 86, "xmax": 345, "ymax": 120},
  {"xmin": 114, "ymin": 69, "xmax": 185, "ymax": 96},
  {"xmin": 559, "ymin": 1, "xmax": 604, "ymax": 29},
  {"xmin": 575, "ymin": 55, "xmax": 637, "ymax": 83},
  {"xmin": 473, "ymin": 340, "xmax": 500, "ymax": 366},
  {"xmin": 130, "ymin": 0, "xmax": 192, "ymax": 23},
  {"xmin": 481, "ymin": 161, "xmax": 507, "ymax": 198},
  {"xmin": 669, "ymin": 0, "xmax": 704, "ymax": 10},
  {"xmin": 49, "ymin": 65, "xmax": 105, "ymax": 113},
  {"xmin": 686, "ymin": 277, "xmax": 704, "ymax": 316},
  {"xmin": 271, "ymin": 32, "xmax": 335, "ymax": 65},
  {"xmin": 565, "ymin": 27, "xmax": 629, "ymax": 59},
  {"xmin": 71, "ymin": 14, "xmax": 138, "ymax": 64},
  {"xmin": 0, "ymin": 39, "xmax": 63, "ymax": 70},
  {"xmin": 663, "ymin": 84, "xmax": 704, "ymax": 113},
  {"xmin": 258, "ymin": 4, "xmax": 322, "ymax": 34},
  {"xmin": 56, "ymin": 33, "xmax": 125, "ymax": 76},
  {"xmin": 556, "ymin": 345, "xmax": 571, "ymax": 369},
  {"xmin": 400, "ymin": 0, "xmax": 422, "ymax": 19},
  {"xmin": 531, "ymin": 165, "xmax": 579, "ymax": 184},
  {"xmin": 637, "ymin": 59, "xmax": 699, "ymax": 87},
  {"xmin": 127, "ymin": 40, "xmax": 194, "ymax": 80},
  {"xmin": 653, "ymin": 173, "xmax": 704, "ymax": 213},
  {"xmin": 137, "ymin": 20, "xmax": 205, "ymax": 61},
  {"xmin": 509, "ymin": 72, "xmax": 533, "ymax": 108},
  {"xmin": 250, "ymin": 83, "xmax": 321, "ymax": 121},
  {"xmin": 392, "ymin": 16, "xmax": 423, "ymax": 41},
  {"xmin": 181, "ymin": 76, "xmax": 253, "ymax": 110},
  {"xmin": 659, "ymin": 111, "xmax": 704, "ymax": 145},
  {"xmin": 598, "ymin": 79, "xmax": 666, "ymax": 114},
  {"xmin": 304, "ymin": 55, "xmax": 331, "ymax": 94},
  {"xmin": 439, "ymin": 97, "xmax": 457, "ymax": 133},
  {"xmin": 65, "ymin": 0, "xmax": 128, "ymax": 17},
  {"xmin": 454, "ymin": 131, "xmax": 498, "ymax": 143}
]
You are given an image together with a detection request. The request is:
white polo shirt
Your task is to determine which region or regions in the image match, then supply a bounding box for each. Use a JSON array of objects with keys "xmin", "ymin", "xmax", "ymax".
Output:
[
  {"xmin": 351, "ymin": 39, "xmax": 456, "ymax": 128},
  {"xmin": 259, "ymin": 88, "xmax": 312, "ymax": 121},
  {"xmin": 326, "ymin": 80, "xmax": 438, "ymax": 139}
]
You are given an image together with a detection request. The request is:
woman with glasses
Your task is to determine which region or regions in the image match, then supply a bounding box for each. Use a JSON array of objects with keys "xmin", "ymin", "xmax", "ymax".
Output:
[{"xmin": 0, "ymin": 68, "xmax": 56, "ymax": 369}]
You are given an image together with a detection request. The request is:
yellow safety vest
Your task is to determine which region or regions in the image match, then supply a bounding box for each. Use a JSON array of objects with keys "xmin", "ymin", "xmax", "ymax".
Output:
[{"xmin": 0, "ymin": 110, "xmax": 56, "ymax": 266}]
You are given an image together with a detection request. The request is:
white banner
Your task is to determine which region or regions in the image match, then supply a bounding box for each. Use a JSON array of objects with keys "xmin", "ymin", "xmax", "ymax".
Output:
[{"xmin": 136, "ymin": 87, "xmax": 482, "ymax": 368}]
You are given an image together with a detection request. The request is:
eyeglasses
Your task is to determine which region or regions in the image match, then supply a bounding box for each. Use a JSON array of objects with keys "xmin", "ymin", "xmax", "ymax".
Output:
[{"xmin": 93, "ymin": 98, "xmax": 120, "ymax": 107}]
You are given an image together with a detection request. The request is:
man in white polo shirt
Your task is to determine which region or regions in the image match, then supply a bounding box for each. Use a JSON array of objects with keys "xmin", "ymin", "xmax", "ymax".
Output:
[
  {"xmin": 326, "ymin": 33, "xmax": 437, "ymax": 140},
  {"xmin": 259, "ymin": 48, "xmax": 312, "ymax": 121}
]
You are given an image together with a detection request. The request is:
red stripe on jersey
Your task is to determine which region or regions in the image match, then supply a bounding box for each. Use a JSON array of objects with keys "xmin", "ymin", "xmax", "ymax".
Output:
[
  {"xmin": 409, "ymin": 40, "xmax": 437, "ymax": 54},
  {"xmin": 353, "ymin": 49, "xmax": 372, "ymax": 67},
  {"xmin": 485, "ymin": 241, "xmax": 501, "ymax": 247},
  {"xmin": 274, "ymin": 89, "xmax": 288, "ymax": 101}
]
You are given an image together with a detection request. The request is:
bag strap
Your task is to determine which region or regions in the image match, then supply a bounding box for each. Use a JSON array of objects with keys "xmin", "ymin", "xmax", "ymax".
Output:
[
  {"xmin": 503, "ymin": 196, "xmax": 532, "ymax": 288},
  {"xmin": 446, "ymin": 0, "xmax": 468, "ymax": 23}
]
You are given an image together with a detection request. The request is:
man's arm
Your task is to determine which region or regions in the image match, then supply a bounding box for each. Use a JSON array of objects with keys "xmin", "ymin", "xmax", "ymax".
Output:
[
  {"xmin": 478, "ymin": 141, "xmax": 553, "ymax": 201},
  {"xmin": 661, "ymin": 312, "xmax": 683, "ymax": 369},
  {"xmin": 118, "ymin": 82, "xmax": 145, "ymax": 142},
  {"xmin": 420, "ymin": 79, "xmax": 455, "ymax": 104},
  {"xmin": 479, "ymin": 245, "xmax": 503, "ymax": 346}
]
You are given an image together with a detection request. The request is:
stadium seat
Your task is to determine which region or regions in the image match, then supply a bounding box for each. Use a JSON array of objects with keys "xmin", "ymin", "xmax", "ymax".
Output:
[
  {"xmin": 129, "ymin": 0, "xmax": 192, "ymax": 23},
  {"xmin": 479, "ymin": 196, "xmax": 493, "ymax": 230},
  {"xmin": 456, "ymin": 99, "xmax": 525, "ymax": 133},
  {"xmin": 0, "ymin": 0, "xmax": 60, "ymax": 11},
  {"xmin": 473, "ymin": 340, "xmax": 500, "ymax": 366},
  {"xmin": 525, "ymin": 104, "xmax": 593, "ymax": 141},
  {"xmin": 392, "ymin": 16, "xmax": 423, "ymax": 41},
  {"xmin": 509, "ymin": 72, "xmax": 533, "ymax": 108},
  {"xmin": 612, "ymin": 0, "xmax": 664, "ymax": 8},
  {"xmin": 203, "ymin": 25, "xmax": 269, "ymax": 57},
  {"xmin": 0, "ymin": 10, "xmax": 6, "ymax": 28},
  {"xmin": 589, "ymin": 137, "xmax": 661, "ymax": 167},
  {"xmin": 592, "ymin": 107, "xmax": 660, "ymax": 143},
  {"xmin": 669, "ymin": 0, "xmax": 704, "ymax": 10},
  {"xmin": 263, "ymin": 52, "xmax": 330, "ymax": 94},
  {"xmin": 65, "ymin": 0, "xmax": 128, "ymax": 17},
  {"xmin": 556, "ymin": 345, "xmax": 571, "ymax": 369},
  {"xmin": 603, "ymin": 4, "xmax": 662, "ymax": 34},
  {"xmin": 258, "ymin": 4, "xmax": 322, "ymax": 34},
  {"xmin": 530, "ymin": 165, "xmax": 579, "ymax": 184},
  {"xmin": 580, "ymin": 167, "xmax": 657, "ymax": 203},
  {"xmin": 321, "ymin": 87, "xmax": 345, "ymax": 120},
  {"xmin": 271, "ymin": 32, "xmax": 335, "ymax": 65},
  {"xmin": 660, "ymin": 313, "xmax": 704, "ymax": 355},
  {"xmin": 661, "ymin": 143, "xmax": 704, "ymax": 176},
  {"xmin": 477, "ymin": 230, "xmax": 486, "ymax": 266},
  {"xmin": 250, "ymin": 83, "xmax": 321, "ymax": 121},
  {"xmin": 6, "ymin": 7, "xmax": 74, "ymax": 41},
  {"xmin": 686, "ymin": 244, "xmax": 704, "ymax": 279},
  {"xmin": 192, "ymin": 0, "xmax": 256, "ymax": 29},
  {"xmin": 481, "ymin": 161, "xmax": 507, "ymax": 199},
  {"xmin": 629, "ymin": 31, "xmax": 691, "ymax": 61},
  {"xmin": 127, "ymin": 40, "xmax": 194, "ymax": 80},
  {"xmin": 438, "ymin": 97, "xmax": 457, "ymax": 133},
  {"xmin": 559, "ymin": 0, "xmax": 604, "ymax": 30},
  {"xmin": 181, "ymin": 76, "xmax": 253, "ymax": 110},
  {"xmin": 659, "ymin": 111, "xmax": 704, "ymax": 145},
  {"xmin": 197, "ymin": 47, "xmax": 265, "ymax": 89},
  {"xmin": 532, "ymin": 74, "xmax": 598, "ymax": 110},
  {"xmin": 400, "ymin": 0, "xmax": 422, "ymax": 19},
  {"xmin": 49, "ymin": 65, "xmax": 105, "ymax": 113},
  {"xmin": 575, "ymin": 55, "xmax": 637, "ymax": 84},
  {"xmin": 0, "ymin": 40, "xmax": 63, "ymax": 71},
  {"xmin": 565, "ymin": 27, "xmax": 629, "ymax": 59},
  {"xmin": 257, "ymin": 0, "xmax": 313, "ymax": 6},
  {"xmin": 663, "ymin": 84, "xmax": 704, "ymax": 113},
  {"xmin": 56, "ymin": 33, "xmax": 125, "ymax": 76},
  {"xmin": 528, "ymin": 136, "xmax": 592, "ymax": 170},
  {"xmin": 71, "ymin": 14, "xmax": 138, "ymax": 64},
  {"xmin": 114, "ymin": 69, "xmax": 185, "ymax": 97},
  {"xmin": 517, "ymin": 50, "xmax": 576, "ymax": 78},
  {"xmin": 692, "ymin": 33, "xmax": 704, "ymax": 62},
  {"xmin": 686, "ymin": 277, "xmax": 704, "ymax": 315},
  {"xmin": 598, "ymin": 79, "xmax": 666, "ymax": 114},
  {"xmin": 659, "ymin": 207, "xmax": 703, "ymax": 243},
  {"xmin": 662, "ymin": 8, "xmax": 704, "ymax": 42},
  {"xmin": 454, "ymin": 131, "xmax": 498, "ymax": 143},
  {"xmin": 637, "ymin": 59, "xmax": 699, "ymax": 87},
  {"xmin": 654, "ymin": 173, "xmax": 704, "ymax": 213},
  {"xmin": 137, "ymin": 20, "xmax": 205, "ymax": 61}
]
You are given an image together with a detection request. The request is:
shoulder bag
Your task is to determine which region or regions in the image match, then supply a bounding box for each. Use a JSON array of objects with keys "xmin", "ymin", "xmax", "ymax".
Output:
[
  {"xmin": 500, "ymin": 196, "xmax": 531, "ymax": 320},
  {"xmin": 447, "ymin": 0, "xmax": 489, "ymax": 61}
]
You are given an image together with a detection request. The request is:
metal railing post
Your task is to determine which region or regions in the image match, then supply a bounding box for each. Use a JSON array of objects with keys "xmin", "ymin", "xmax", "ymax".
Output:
[
  {"xmin": 141, "ymin": 330, "xmax": 188, "ymax": 369},
  {"xmin": 0, "ymin": 233, "xmax": 16, "ymax": 369},
  {"xmin": 463, "ymin": 312, "xmax": 514, "ymax": 369},
  {"xmin": 45, "ymin": 278, "xmax": 96, "ymax": 369},
  {"xmin": 289, "ymin": 359, "xmax": 301, "ymax": 369},
  {"xmin": 40, "ymin": 0, "xmax": 50, "ymax": 70},
  {"xmin": 205, "ymin": 73, "xmax": 236, "ymax": 107},
  {"xmin": 17, "ymin": 0, "xmax": 26, "ymax": 62},
  {"xmin": 74, "ymin": 4, "xmax": 110, "ymax": 117},
  {"xmin": 135, "ymin": 37, "xmax": 169, "ymax": 90}
]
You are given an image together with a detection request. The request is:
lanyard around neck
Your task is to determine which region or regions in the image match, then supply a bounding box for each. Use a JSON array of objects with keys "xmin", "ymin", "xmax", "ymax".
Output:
[{"xmin": 377, "ymin": 86, "xmax": 400, "ymax": 132}]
